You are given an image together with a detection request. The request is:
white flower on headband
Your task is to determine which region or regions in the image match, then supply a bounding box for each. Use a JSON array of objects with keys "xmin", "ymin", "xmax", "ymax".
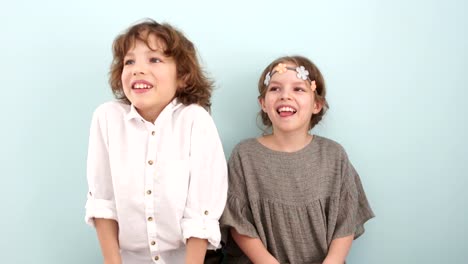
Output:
[
  {"xmin": 264, "ymin": 71, "xmax": 271, "ymax": 86},
  {"xmin": 295, "ymin": 66, "xmax": 309, "ymax": 80}
]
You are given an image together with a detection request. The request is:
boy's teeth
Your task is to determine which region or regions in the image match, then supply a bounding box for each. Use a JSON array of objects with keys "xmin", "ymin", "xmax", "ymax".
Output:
[{"xmin": 133, "ymin": 83, "xmax": 152, "ymax": 89}]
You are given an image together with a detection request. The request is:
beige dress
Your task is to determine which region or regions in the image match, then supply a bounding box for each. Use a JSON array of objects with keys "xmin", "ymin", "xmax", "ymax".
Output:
[{"xmin": 220, "ymin": 136, "xmax": 375, "ymax": 264}]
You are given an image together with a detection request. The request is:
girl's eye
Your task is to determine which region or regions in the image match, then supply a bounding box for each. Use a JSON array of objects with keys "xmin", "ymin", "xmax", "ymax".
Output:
[
  {"xmin": 150, "ymin": 58, "xmax": 162, "ymax": 63},
  {"xmin": 294, "ymin": 87, "xmax": 306, "ymax": 92},
  {"xmin": 124, "ymin": 59, "xmax": 134, "ymax": 65},
  {"xmin": 269, "ymin": 86, "xmax": 280, "ymax": 92}
]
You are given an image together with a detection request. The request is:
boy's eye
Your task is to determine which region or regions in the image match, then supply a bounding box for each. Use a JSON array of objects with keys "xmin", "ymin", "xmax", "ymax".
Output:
[
  {"xmin": 150, "ymin": 58, "xmax": 162, "ymax": 63},
  {"xmin": 124, "ymin": 59, "xmax": 134, "ymax": 65}
]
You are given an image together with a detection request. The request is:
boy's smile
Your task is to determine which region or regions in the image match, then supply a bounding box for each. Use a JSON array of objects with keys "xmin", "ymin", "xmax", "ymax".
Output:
[{"xmin": 121, "ymin": 33, "xmax": 183, "ymax": 122}]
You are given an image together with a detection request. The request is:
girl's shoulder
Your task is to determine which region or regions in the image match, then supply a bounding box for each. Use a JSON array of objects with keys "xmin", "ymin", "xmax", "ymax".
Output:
[
  {"xmin": 313, "ymin": 135, "xmax": 351, "ymax": 162},
  {"xmin": 232, "ymin": 138, "xmax": 259, "ymax": 153},
  {"xmin": 231, "ymin": 136, "xmax": 347, "ymax": 156},
  {"xmin": 314, "ymin": 135, "xmax": 346, "ymax": 151}
]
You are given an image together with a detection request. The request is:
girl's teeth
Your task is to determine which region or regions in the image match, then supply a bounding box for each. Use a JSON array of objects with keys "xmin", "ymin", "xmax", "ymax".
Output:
[
  {"xmin": 278, "ymin": 107, "xmax": 295, "ymax": 112},
  {"xmin": 134, "ymin": 83, "xmax": 150, "ymax": 89}
]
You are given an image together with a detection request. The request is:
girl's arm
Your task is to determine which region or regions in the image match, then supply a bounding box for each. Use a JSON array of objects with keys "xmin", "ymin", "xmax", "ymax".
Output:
[
  {"xmin": 231, "ymin": 228, "xmax": 279, "ymax": 264},
  {"xmin": 322, "ymin": 234, "xmax": 354, "ymax": 264},
  {"xmin": 185, "ymin": 237, "xmax": 208, "ymax": 264},
  {"xmin": 94, "ymin": 218, "xmax": 121, "ymax": 264}
]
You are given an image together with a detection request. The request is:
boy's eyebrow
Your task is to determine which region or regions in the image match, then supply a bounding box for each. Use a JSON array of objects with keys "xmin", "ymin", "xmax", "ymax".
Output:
[{"xmin": 124, "ymin": 49, "xmax": 165, "ymax": 57}]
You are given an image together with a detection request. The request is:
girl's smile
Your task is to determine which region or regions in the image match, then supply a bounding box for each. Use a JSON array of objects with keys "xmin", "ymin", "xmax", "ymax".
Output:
[{"xmin": 259, "ymin": 64, "xmax": 321, "ymax": 135}]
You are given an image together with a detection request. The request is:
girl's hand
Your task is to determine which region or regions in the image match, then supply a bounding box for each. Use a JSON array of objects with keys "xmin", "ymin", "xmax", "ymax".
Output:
[
  {"xmin": 322, "ymin": 257, "xmax": 344, "ymax": 264},
  {"xmin": 257, "ymin": 255, "xmax": 280, "ymax": 264}
]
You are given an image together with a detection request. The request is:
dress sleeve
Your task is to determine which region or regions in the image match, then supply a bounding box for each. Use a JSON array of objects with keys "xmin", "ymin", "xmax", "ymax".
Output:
[
  {"xmin": 332, "ymin": 151, "xmax": 374, "ymax": 240},
  {"xmin": 220, "ymin": 145, "xmax": 259, "ymax": 242},
  {"xmin": 180, "ymin": 110, "xmax": 228, "ymax": 250},
  {"xmin": 84, "ymin": 107, "xmax": 117, "ymax": 227}
]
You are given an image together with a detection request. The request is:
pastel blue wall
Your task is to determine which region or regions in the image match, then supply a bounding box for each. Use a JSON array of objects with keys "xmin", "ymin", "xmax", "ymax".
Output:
[{"xmin": 1, "ymin": 0, "xmax": 467, "ymax": 263}]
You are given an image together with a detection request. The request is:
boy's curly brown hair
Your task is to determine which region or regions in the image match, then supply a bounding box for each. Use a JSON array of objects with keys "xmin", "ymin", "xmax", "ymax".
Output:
[{"xmin": 109, "ymin": 19, "xmax": 213, "ymax": 110}]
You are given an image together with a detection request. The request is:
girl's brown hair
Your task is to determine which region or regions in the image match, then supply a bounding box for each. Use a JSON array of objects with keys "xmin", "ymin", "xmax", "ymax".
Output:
[
  {"xmin": 258, "ymin": 55, "xmax": 329, "ymax": 130},
  {"xmin": 109, "ymin": 19, "xmax": 213, "ymax": 110}
]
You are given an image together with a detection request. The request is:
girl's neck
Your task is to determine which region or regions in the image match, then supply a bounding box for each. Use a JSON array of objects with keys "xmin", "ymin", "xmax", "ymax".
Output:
[{"xmin": 259, "ymin": 131, "xmax": 313, "ymax": 153}]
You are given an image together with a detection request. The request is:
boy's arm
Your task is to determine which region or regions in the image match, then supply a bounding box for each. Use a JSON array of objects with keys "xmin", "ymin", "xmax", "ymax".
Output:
[
  {"xmin": 231, "ymin": 228, "xmax": 279, "ymax": 264},
  {"xmin": 322, "ymin": 234, "xmax": 354, "ymax": 264},
  {"xmin": 95, "ymin": 218, "xmax": 121, "ymax": 264},
  {"xmin": 185, "ymin": 237, "xmax": 208, "ymax": 264}
]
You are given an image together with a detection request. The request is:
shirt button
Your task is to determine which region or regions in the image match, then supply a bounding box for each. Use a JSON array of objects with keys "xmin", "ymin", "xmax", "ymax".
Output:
[
  {"xmin": 147, "ymin": 217, "xmax": 153, "ymax": 221},
  {"xmin": 154, "ymin": 255, "xmax": 159, "ymax": 261},
  {"xmin": 148, "ymin": 160, "xmax": 154, "ymax": 165},
  {"xmin": 204, "ymin": 210, "xmax": 209, "ymax": 215},
  {"xmin": 151, "ymin": 131, "xmax": 155, "ymax": 136},
  {"xmin": 146, "ymin": 190, "xmax": 152, "ymax": 195},
  {"xmin": 151, "ymin": 241, "xmax": 156, "ymax": 246}
]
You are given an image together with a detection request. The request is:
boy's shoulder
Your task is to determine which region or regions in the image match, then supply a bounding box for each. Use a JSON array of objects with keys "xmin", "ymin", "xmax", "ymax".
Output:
[
  {"xmin": 174, "ymin": 103, "xmax": 212, "ymax": 123},
  {"xmin": 176, "ymin": 103, "xmax": 208, "ymax": 115},
  {"xmin": 93, "ymin": 100, "xmax": 130, "ymax": 117}
]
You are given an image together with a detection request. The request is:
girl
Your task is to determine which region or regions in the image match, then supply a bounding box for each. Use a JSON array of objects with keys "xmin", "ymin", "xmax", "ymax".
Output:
[
  {"xmin": 85, "ymin": 19, "xmax": 227, "ymax": 264},
  {"xmin": 221, "ymin": 56, "xmax": 374, "ymax": 264}
]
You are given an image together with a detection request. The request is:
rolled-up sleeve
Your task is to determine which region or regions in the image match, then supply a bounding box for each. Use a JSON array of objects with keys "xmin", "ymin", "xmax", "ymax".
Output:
[
  {"xmin": 85, "ymin": 107, "xmax": 117, "ymax": 227},
  {"xmin": 181, "ymin": 109, "xmax": 228, "ymax": 249}
]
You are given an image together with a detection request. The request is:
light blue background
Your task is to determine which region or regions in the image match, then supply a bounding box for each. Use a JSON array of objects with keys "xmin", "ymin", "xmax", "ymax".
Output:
[{"xmin": 1, "ymin": 0, "xmax": 467, "ymax": 263}]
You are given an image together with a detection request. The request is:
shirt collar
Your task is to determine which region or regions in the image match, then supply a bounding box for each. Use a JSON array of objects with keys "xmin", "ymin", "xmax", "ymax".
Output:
[{"xmin": 124, "ymin": 98, "xmax": 183, "ymax": 122}]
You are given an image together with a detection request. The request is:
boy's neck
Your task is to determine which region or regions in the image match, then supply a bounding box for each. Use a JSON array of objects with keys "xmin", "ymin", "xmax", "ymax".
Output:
[{"xmin": 259, "ymin": 132, "xmax": 313, "ymax": 153}]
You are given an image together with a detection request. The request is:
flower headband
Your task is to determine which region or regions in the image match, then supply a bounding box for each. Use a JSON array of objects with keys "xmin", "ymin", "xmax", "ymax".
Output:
[{"xmin": 263, "ymin": 63, "xmax": 316, "ymax": 91}]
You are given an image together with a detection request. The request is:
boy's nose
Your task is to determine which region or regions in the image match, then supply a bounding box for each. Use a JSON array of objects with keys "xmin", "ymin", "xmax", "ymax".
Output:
[{"xmin": 133, "ymin": 71, "xmax": 145, "ymax": 76}]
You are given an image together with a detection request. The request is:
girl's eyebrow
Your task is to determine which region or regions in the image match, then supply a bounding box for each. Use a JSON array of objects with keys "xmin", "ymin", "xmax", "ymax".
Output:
[
  {"xmin": 269, "ymin": 80, "xmax": 282, "ymax": 85},
  {"xmin": 269, "ymin": 80, "xmax": 307, "ymax": 86}
]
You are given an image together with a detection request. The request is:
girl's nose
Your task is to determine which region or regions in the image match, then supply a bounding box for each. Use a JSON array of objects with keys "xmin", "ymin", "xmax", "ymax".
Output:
[{"xmin": 280, "ymin": 90, "xmax": 291, "ymax": 100}]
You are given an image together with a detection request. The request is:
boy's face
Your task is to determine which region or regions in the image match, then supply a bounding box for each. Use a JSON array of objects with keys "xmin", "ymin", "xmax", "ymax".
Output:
[
  {"xmin": 121, "ymin": 34, "xmax": 183, "ymax": 121},
  {"xmin": 259, "ymin": 63, "xmax": 322, "ymax": 135}
]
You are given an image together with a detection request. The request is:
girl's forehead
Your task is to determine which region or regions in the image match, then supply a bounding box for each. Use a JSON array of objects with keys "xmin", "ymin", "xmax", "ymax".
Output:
[{"xmin": 270, "ymin": 69, "xmax": 303, "ymax": 83}]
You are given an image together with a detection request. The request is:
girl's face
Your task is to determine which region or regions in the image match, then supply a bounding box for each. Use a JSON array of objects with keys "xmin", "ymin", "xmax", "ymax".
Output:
[
  {"xmin": 259, "ymin": 63, "xmax": 322, "ymax": 135},
  {"xmin": 121, "ymin": 34, "xmax": 183, "ymax": 121}
]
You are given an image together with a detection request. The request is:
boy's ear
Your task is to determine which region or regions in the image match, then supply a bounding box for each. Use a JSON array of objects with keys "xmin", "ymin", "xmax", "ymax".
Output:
[
  {"xmin": 313, "ymin": 99, "xmax": 323, "ymax": 114},
  {"xmin": 258, "ymin": 98, "xmax": 267, "ymax": 112},
  {"xmin": 177, "ymin": 74, "xmax": 189, "ymax": 89}
]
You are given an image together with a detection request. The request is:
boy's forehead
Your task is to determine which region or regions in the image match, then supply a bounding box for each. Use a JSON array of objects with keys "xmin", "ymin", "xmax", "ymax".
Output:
[{"xmin": 128, "ymin": 33, "xmax": 166, "ymax": 51}]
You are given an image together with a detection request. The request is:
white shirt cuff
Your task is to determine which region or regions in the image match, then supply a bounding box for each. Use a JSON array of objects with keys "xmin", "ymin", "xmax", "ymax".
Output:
[{"xmin": 85, "ymin": 198, "xmax": 117, "ymax": 227}]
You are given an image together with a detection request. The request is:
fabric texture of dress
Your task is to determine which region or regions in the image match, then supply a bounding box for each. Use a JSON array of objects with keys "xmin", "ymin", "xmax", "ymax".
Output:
[{"xmin": 220, "ymin": 136, "xmax": 374, "ymax": 264}]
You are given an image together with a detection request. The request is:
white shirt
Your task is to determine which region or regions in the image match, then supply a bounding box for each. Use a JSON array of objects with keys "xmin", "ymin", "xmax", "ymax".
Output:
[{"xmin": 85, "ymin": 99, "xmax": 228, "ymax": 264}]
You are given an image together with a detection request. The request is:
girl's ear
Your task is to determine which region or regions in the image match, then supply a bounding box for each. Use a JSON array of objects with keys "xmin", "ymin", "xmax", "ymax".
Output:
[
  {"xmin": 313, "ymin": 99, "xmax": 323, "ymax": 114},
  {"xmin": 258, "ymin": 97, "xmax": 267, "ymax": 112}
]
